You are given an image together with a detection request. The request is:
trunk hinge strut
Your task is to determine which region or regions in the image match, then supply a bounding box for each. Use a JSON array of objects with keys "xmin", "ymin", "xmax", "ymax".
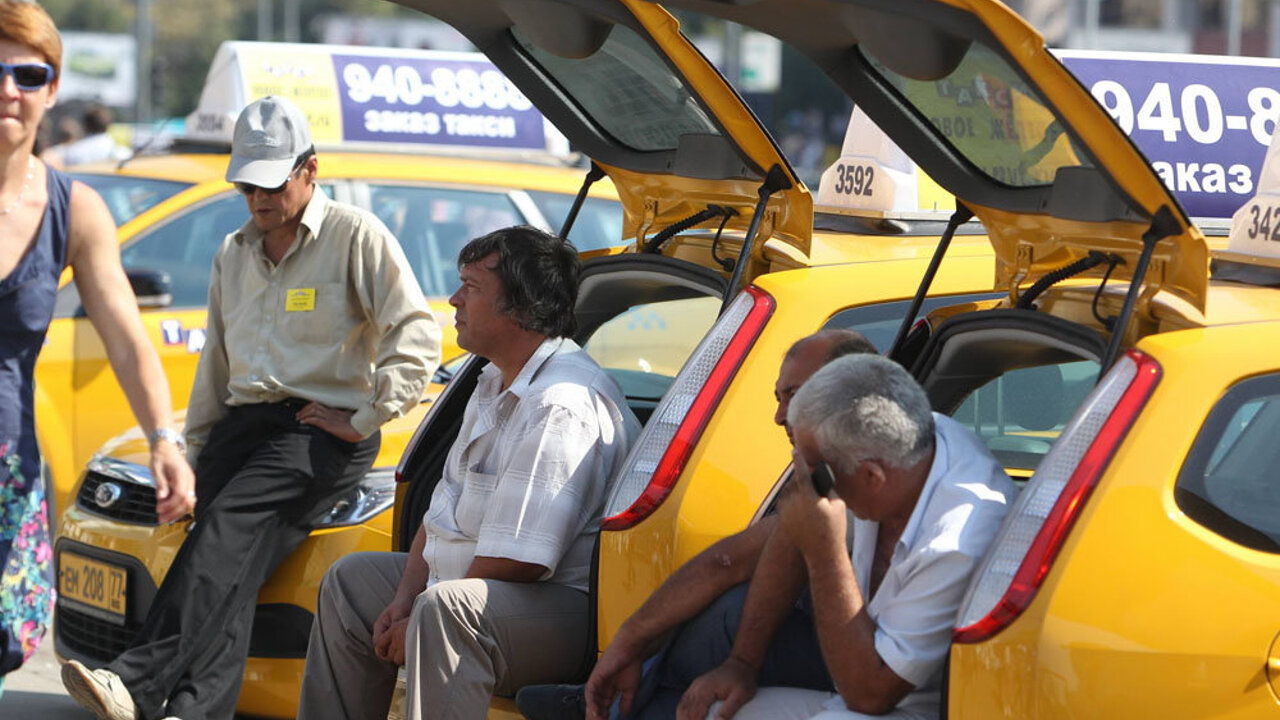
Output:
[
  {"xmin": 1099, "ymin": 205, "xmax": 1181, "ymax": 372},
  {"xmin": 559, "ymin": 162, "xmax": 607, "ymax": 240},
  {"xmin": 721, "ymin": 164, "xmax": 792, "ymax": 314},
  {"xmin": 889, "ymin": 203, "xmax": 973, "ymax": 358}
]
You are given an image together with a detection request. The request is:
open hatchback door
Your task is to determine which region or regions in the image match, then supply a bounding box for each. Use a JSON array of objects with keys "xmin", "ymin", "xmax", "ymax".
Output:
[
  {"xmin": 647, "ymin": 0, "xmax": 1210, "ymax": 348},
  {"xmin": 391, "ymin": 0, "xmax": 814, "ymax": 291}
]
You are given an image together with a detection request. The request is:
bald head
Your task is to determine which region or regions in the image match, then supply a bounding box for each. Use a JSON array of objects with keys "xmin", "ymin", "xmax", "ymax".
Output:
[{"xmin": 774, "ymin": 329, "xmax": 877, "ymax": 443}]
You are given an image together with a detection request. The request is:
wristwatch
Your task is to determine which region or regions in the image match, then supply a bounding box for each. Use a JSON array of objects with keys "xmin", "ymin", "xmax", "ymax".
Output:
[{"xmin": 148, "ymin": 427, "xmax": 187, "ymax": 453}]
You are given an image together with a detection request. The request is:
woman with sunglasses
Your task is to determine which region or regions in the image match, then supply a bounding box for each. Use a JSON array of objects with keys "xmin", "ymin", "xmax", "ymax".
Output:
[{"xmin": 0, "ymin": 0, "xmax": 194, "ymax": 690}]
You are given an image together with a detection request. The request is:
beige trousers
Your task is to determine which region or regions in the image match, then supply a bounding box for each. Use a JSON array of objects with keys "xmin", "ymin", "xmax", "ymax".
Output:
[{"xmin": 297, "ymin": 551, "xmax": 589, "ymax": 720}]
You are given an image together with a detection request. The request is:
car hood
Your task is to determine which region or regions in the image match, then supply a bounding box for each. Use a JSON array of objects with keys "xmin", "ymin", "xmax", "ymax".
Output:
[
  {"xmin": 537, "ymin": 0, "xmax": 1208, "ymax": 316},
  {"xmin": 391, "ymin": 0, "xmax": 812, "ymax": 262}
]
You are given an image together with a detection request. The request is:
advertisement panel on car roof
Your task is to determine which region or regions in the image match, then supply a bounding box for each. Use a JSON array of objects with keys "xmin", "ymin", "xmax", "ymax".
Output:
[
  {"xmin": 186, "ymin": 41, "xmax": 562, "ymax": 154},
  {"xmin": 874, "ymin": 47, "xmax": 1279, "ymax": 220},
  {"xmin": 1056, "ymin": 50, "xmax": 1280, "ymax": 220}
]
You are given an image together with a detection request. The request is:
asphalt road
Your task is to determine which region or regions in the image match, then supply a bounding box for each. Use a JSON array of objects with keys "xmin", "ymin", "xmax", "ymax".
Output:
[
  {"xmin": 0, "ymin": 640, "xmax": 263, "ymax": 719},
  {"xmin": 0, "ymin": 639, "xmax": 88, "ymax": 719}
]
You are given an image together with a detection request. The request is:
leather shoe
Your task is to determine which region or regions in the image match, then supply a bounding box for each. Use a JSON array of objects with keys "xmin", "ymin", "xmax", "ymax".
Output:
[{"xmin": 515, "ymin": 683, "xmax": 586, "ymax": 720}]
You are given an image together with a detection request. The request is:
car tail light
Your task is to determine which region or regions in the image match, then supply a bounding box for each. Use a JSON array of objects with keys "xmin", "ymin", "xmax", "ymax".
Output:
[
  {"xmin": 952, "ymin": 349, "xmax": 1161, "ymax": 643},
  {"xmin": 600, "ymin": 286, "xmax": 775, "ymax": 531}
]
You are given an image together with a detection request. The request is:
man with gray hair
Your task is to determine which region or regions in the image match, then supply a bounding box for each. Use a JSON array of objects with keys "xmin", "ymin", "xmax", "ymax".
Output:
[
  {"xmin": 674, "ymin": 354, "xmax": 1015, "ymax": 720},
  {"xmin": 517, "ymin": 329, "xmax": 879, "ymax": 720}
]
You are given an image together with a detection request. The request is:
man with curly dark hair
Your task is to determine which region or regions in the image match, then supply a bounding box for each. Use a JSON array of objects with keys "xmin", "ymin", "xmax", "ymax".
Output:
[{"xmin": 298, "ymin": 226, "xmax": 641, "ymax": 720}]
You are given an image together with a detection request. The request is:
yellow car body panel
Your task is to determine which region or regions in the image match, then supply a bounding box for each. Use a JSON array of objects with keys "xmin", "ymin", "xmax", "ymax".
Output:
[
  {"xmin": 949, "ymin": 319, "xmax": 1280, "ymax": 718},
  {"xmin": 38, "ymin": 151, "xmax": 619, "ymax": 515}
]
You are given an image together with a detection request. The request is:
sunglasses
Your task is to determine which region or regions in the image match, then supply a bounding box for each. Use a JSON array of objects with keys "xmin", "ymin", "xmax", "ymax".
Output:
[
  {"xmin": 234, "ymin": 153, "xmax": 312, "ymax": 196},
  {"xmin": 235, "ymin": 173, "xmax": 294, "ymax": 197},
  {"xmin": 0, "ymin": 62, "xmax": 56, "ymax": 91}
]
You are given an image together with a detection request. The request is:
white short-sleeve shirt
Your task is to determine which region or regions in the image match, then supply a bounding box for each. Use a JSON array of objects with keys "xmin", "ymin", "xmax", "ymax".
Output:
[
  {"xmin": 842, "ymin": 413, "xmax": 1016, "ymax": 716},
  {"xmin": 421, "ymin": 337, "xmax": 641, "ymax": 593}
]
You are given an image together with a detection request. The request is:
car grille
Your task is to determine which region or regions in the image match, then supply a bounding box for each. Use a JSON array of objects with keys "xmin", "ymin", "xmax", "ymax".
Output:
[
  {"xmin": 56, "ymin": 606, "xmax": 140, "ymax": 662},
  {"xmin": 76, "ymin": 471, "xmax": 158, "ymax": 524}
]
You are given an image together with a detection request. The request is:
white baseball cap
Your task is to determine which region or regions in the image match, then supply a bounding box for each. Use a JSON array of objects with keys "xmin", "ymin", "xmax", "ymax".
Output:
[{"xmin": 225, "ymin": 96, "xmax": 313, "ymax": 187}]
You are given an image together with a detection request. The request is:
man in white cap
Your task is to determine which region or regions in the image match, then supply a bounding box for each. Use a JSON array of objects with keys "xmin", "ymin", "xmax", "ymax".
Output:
[{"xmin": 61, "ymin": 95, "xmax": 442, "ymax": 720}]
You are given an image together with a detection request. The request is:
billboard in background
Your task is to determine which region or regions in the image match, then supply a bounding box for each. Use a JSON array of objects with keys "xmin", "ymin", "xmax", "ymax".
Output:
[
  {"xmin": 58, "ymin": 32, "xmax": 136, "ymax": 107},
  {"xmin": 187, "ymin": 42, "xmax": 552, "ymax": 154},
  {"xmin": 1057, "ymin": 50, "xmax": 1280, "ymax": 219}
]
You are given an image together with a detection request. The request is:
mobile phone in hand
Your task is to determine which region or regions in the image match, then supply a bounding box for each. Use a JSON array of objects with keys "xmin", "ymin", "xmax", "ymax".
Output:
[{"xmin": 810, "ymin": 462, "xmax": 835, "ymax": 496}]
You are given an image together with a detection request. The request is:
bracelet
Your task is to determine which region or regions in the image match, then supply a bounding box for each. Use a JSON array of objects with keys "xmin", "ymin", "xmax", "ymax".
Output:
[{"xmin": 148, "ymin": 427, "xmax": 187, "ymax": 453}]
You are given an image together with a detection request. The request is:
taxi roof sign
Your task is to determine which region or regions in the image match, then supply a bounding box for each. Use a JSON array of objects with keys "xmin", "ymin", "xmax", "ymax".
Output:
[
  {"xmin": 817, "ymin": 106, "xmax": 955, "ymax": 215},
  {"xmin": 185, "ymin": 41, "xmax": 570, "ymax": 159},
  {"xmin": 1226, "ymin": 113, "xmax": 1280, "ymax": 264}
]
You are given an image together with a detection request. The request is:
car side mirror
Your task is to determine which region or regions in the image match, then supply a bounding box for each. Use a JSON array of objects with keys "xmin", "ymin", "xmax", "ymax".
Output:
[{"xmin": 127, "ymin": 268, "xmax": 173, "ymax": 309}]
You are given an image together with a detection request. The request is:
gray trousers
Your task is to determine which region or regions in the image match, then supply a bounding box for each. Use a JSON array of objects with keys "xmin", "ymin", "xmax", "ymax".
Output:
[{"xmin": 298, "ymin": 551, "xmax": 589, "ymax": 720}]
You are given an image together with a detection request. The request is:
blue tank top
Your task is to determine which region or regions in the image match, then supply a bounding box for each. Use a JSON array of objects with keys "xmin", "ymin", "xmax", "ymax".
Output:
[{"xmin": 0, "ymin": 166, "xmax": 71, "ymax": 481}]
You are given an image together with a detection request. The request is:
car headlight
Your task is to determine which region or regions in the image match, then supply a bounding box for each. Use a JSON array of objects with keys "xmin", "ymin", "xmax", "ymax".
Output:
[{"xmin": 313, "ymin": 468, "xmax": 397, "ymax": 528}]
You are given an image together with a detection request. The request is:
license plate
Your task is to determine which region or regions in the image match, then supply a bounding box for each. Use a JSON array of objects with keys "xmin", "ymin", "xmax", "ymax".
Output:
[{"xmin": 58, "ymin": 551, "xmax": 127, "ymax": 623}]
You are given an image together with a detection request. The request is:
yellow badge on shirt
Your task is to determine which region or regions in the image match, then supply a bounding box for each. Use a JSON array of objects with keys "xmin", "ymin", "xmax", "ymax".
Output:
[{"xmin": 285, "ymin": 288, "xmax": 316, "ymax": 312}]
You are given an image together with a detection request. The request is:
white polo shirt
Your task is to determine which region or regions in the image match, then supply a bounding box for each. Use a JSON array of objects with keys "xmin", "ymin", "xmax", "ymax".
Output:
[
  {"xmin": 825, "ymin": 413, "xmax": 1016, "ymax": 716},
  {"xmin": 420, "ymin": 337, "xmax": 641, "ymax": 593}
]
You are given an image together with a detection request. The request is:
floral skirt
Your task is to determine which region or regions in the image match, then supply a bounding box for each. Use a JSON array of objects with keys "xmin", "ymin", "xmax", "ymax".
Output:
[{"xmin": 0, "ymin": 443, "xmax": 53, "ymax": 676}]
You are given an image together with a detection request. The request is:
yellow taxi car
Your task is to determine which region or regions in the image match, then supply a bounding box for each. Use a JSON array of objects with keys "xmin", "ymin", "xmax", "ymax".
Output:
[
  {"xmin": 391, "ymin": 0, "xmax": 1280, "ymax": 717},
  {"xmin": 37, "ymin": 41, "xmax": 624, "ymax": 519}
]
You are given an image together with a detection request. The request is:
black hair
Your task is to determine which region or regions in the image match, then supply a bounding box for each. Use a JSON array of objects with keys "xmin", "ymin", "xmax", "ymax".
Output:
[
  {"xmin": 457, "ymin": 226, "xmax": 580, "ymax": 338},
  {"xmin": 83, "ymin": 104, "xmax": 112, "ymax": 135}
]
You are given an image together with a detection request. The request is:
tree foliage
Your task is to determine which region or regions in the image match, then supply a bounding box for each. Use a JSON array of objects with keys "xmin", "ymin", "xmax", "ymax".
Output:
[{"xmin": 42, "ymin": 0, "xmax": 419, "ymax": 118}]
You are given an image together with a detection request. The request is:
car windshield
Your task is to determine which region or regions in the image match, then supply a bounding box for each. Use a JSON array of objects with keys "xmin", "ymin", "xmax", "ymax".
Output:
[
  {"xmin": 512, "ymin": 23, "xmax": 721, "ymax": 152},
  {"xmin": 862, "ymin": 41, "xmax": 1092, "ymax": 187},
  {"xmin": 68, "ymin": 173, "xmax": 191, "ymax": 226}
]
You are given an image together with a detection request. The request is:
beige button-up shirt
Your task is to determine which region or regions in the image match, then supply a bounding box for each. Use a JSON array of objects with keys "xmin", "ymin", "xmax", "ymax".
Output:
[{"xmin": 183, "ymin": 188, "xmax": 441, "ymax": 462}]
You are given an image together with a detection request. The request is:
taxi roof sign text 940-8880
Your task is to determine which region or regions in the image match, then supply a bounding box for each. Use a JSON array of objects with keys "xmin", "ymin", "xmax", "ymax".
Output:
[
  {"xmin": 814, "ymin": 50, "xmax": 1280, "ymax": 222},
  {"xmin": 183, "ymin": 41, "xmax": 572, "ymax": 160}
]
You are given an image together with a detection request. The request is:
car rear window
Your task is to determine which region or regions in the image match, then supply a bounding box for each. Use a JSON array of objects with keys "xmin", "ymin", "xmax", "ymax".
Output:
[
  {"xmin": 949, "ymin": 360, "xmax": 1099, "ymax": 471},
  {"xmin": 1176, "ymin": 373, "xmax": 1280, "ymax": 553},
  {"xmin": 823, "ymin": 294, "xmax": 999, "ymax": 353},
  {"xmin": 863, "ymin": 41, "xmax": 1093, "ymax": 187},
  {"xmin": 369, "ymin": 184, "xmax": 522, "ymax": 298},
  {"xmin": 584, "ymin": 295, "xmax": 721, "ymax": 424},
  {"xmin": 512, "ymin": 23, "xmax": 720, "ymax": 152},
  {"xmin": 69, "ymin": 173, "xmax": 191, "ymax": 226},
  {"xmin": 824, "ymin": 295, "xmax": 1098, "ymax": 471},
  {"xmin": 525, "ymin": 191, "xmax": 623, "ymax": 253}
]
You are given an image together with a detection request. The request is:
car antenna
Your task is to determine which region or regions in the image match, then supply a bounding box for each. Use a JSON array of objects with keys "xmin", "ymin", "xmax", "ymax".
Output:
[
  {"xmin": 720, "ymin": 164, "xmax": 792, "ymax": 314},
  {"xmin": 888, "ymin": 202, "xmax": 973, "ymax": 359},
  {"xmin": 116, "ymin": 117, "xmax": 171, "ymax": 170},
  {"xmin": 559, "ymin": 162, "xmax": 607, "ymax": 240},
  {"xmin": 1098, "ymin": 204, "xmax": 1181, "ymax": 372}
]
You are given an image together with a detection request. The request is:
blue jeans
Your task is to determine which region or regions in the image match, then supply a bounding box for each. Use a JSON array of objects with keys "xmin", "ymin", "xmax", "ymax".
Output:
[{"xmin": 624, "ymin": 583, "xmax": 835, "ymax": 719}]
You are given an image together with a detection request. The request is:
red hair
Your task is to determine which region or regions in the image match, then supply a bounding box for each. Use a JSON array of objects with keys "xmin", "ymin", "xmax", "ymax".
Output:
[{"xmin": 0, "ymin": 1, "xmax": 62, "ymax": 78}]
